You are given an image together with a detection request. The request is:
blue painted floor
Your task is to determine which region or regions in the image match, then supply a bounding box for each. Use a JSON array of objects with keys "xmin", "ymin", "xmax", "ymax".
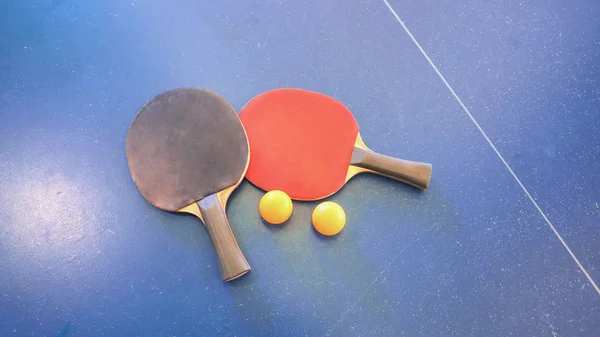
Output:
[{"xmin": 1, "ymin": 1, "xmax": 599, "ymax": 336}]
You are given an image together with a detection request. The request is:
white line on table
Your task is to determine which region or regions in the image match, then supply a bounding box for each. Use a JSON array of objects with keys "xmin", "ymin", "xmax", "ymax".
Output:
[{"xmin": 382, "ymin": 0, "xmax": 600, "ymax": 295}]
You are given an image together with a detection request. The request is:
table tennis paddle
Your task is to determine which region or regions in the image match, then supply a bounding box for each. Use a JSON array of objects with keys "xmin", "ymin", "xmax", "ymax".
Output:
[
  {"xmin": 126, "ymin": 87, "xmax": 251, "ymax": 282},
  {"xmin": 238, "ymin": 88, "xmax": 432, "ymax": 201}
]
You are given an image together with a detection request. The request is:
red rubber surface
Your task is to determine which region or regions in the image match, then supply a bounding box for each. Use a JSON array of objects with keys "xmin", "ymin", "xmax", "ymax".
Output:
[{"xmin": 239, "ymin": 88, "xmax": 359, "ymax": 200}]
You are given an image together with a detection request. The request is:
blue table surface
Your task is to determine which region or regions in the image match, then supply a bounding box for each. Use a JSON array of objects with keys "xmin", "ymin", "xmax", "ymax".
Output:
[{"xmin": 1, "ymin": 1, "xmax": 599, "ymax": 336}]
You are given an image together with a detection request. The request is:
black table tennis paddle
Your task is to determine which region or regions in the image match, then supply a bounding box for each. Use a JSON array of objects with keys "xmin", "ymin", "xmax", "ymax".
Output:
[{"xmin": 126, "ymin": 87, "xmax": 251, "ymax": 282}]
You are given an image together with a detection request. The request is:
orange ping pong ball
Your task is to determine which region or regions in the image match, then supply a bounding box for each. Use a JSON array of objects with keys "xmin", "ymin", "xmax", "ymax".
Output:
[
  {"xmin": 312, "ymin": 201, "xmax": 346, "ymax": 236},
  {"xmin": 259, "ymin": 190, "xmax": 293, "ymax": 224}
]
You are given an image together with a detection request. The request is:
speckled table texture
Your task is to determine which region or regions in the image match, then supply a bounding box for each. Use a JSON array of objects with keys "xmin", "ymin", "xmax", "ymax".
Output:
[{"xmin": 1, "ymin": 1, "xmax": 599, "ymax": 336}]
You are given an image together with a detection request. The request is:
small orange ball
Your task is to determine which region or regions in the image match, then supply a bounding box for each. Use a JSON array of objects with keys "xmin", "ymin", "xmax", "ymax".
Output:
[
  {"xmin": 259, "ymin": 190, "xmax": 293, "ymax": 224},
  {"xmin": 312, "ymin": 201, "xmax": 346, "ymax": 236}
]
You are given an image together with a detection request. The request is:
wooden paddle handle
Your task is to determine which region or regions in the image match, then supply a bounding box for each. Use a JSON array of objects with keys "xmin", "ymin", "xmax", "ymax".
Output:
[
  {"xmin": 197, "ymin": 194, "xmax": 251, "ymax": 282},
  {"xmin": 351, "ymin": 147, "xmax": 432, "ymax": 190}
]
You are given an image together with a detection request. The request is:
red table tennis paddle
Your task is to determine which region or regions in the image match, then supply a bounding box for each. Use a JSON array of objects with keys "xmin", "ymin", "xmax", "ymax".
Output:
[
  {"xmin": 238, "ymin": 88, "xmax": 432, "ymax": 200},
  {"xmin": 126, "ymin": 87, "xmax": 251, "ymax": 282}
]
